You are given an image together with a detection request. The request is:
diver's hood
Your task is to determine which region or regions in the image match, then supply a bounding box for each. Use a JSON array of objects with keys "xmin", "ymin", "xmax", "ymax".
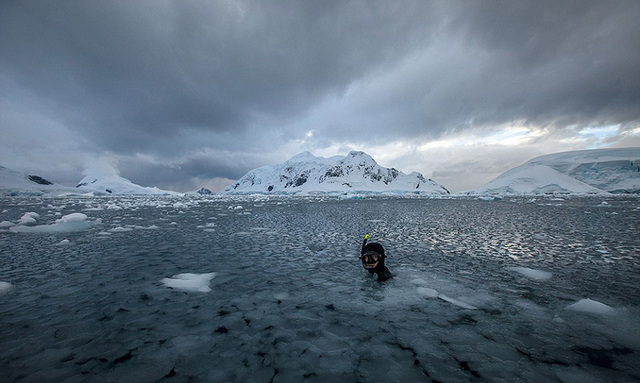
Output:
[{"xmin": 361, "ymin": 239, "xmax": 386, "ymax": 273}]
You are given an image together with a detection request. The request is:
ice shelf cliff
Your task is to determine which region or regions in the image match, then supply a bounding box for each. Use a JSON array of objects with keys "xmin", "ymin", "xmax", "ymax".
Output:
[{"xmin": 461, "ymin": 147, "xmax": 640, "ymax": 195}]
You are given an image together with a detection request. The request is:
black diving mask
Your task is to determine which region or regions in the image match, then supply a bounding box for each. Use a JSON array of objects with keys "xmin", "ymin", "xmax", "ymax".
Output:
[{"xmin": 361, "ymin": 251, "xmax": 382, "ymax": 270}]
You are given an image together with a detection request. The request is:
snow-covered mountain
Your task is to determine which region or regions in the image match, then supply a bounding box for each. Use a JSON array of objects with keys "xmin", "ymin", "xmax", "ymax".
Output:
[
  {"xmin": 0, "ymin": 166, "xmax": 76, "ymax": 196},
  {"xmin": 220, "ymin": 151, "xmax": 450, "ymax": 195},
  {"xmin": 461, "ymin": 147, "xmax": 640, "ymax": 195},
  {"xmin": 75, "ymin": 171, "xmax": 178, "ymax": 195}
]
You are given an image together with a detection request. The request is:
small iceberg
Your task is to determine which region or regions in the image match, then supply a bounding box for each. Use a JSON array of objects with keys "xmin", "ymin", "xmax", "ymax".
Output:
[
  {"xmin": 566, "ymin": 298, "xmax": 614, "ymax": 315},
  {"xmin": 19, "ymin": 212, "xmax": 40, "ymax": 226},
  {"xmin": 0, "ymin": 281, "xmax": 13, "ymax": 294},
  {"xmin": 0, "ymin": 220, "xmax": 15, "ymax": 229},
  {"xmin": 161, "ymin": 272, "xmax": 217, "ymax": 293},
  {"xmin": 417, "ymin": 287, "xmax": 438, "ymax": 298},
  {"xmin": 510, "ymin": 267, "xmax": 552, "ymax": 281}
]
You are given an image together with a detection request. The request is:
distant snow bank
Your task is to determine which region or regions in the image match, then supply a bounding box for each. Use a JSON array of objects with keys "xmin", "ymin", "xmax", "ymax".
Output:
[
  {"xmin": 75, "ymin": 172, "xmax": 178, "ymax": 195},
  {"xmin": 0, "ymin": 164, "xmax": 180, "ymax": 196},
  {"xmin": 460, "ymin": 147, "xmax": 640, "ymax": 196},
  {"xmin": 0, "ymin": 166, "xmax": 77, "ymax": 196}
]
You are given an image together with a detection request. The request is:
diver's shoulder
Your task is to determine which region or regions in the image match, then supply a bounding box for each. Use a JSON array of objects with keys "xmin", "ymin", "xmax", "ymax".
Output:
[{"xmin": 377, "ymin": 267, "xmax": 393, "ymax": 282}]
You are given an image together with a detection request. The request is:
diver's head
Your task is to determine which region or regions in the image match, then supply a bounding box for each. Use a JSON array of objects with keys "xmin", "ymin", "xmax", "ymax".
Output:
[{"xmin": 361, "ymin": 242, "xmax": 385, "ymax": 273}]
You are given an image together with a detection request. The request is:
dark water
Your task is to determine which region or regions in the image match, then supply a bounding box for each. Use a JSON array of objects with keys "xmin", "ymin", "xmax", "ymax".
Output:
[{"xmin": 1, "ymin": 196, "xmax": 639, "ymax": 382}]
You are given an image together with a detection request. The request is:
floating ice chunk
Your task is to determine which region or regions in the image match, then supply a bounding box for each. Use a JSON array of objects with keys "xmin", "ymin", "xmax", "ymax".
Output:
[
  {"xmin": 56, "ymin": 239, "xmax": 71, "ymax": 245},
  {"xmin": 57, "ymin": 212, "xmax": 87, "ymax": 223},
  {"xmin": 477, "ymin": 196, "xmax": 502, "ymax": 201},
  {"xmin": 566, "ymin": 298, "xmax": 614, "ymax": 315},
  {"xmin": 19, "ymin": 212, "xmax": 40, "ymax": 226},
  {"xmin": 10, "ymin": 213, "xmax": 99, "ymax": 233},
  {"xmin": 417, "ymin": 287, "xmax": 438, "ymax": 298},
  {"xmin": 409, "ymin": 278, "xmax": 429, "ymax": 285},
  {"xmin": 0, "ymin": 220, "xmax": 15, "ymax": 229},
  {"xmin": 109, "ymin": 226, "xmax": 133, "ymax": 232},
  {"xmin": 161, "ymin": 272, "xmax": 217, "ymax": 293},
  {"xmin": 0, "ymin": 281, "xmax": 13, "ymax": 294},
  {"xmin": 274, "ymin": 292, "xmax": 289, "ymax": 301},
  {"xmin": 510, "ymin": 267, "xmax": 552, "ymax": 280},
  {"xmin": 438, "ymin": 295, "xmax": 478, "ymax": 310}
]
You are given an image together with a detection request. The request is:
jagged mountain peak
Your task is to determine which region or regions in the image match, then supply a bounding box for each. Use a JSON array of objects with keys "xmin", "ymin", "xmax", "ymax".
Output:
[
  {"xmin": 285, "ymin": 151, "xmax": 317, "ymax": 163},
  {"xmin": 221, "ymin": 151, "xmax": 448, "ymax": 195}
]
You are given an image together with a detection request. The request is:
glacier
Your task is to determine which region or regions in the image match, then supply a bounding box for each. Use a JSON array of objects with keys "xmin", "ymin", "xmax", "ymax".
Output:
[
  {"xmin": 0, "ymin": 166, "xmax": 77, "ymax": 196},
  {"xmin": 462, "ymin": 147, "xmax": 640, "ymax": 196}
]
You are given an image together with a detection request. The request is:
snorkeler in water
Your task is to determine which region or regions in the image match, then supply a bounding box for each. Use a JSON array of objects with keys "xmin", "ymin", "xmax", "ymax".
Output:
[{"xmin": 360, "ymin": 234, "xmax": 393, "ymax": 282}]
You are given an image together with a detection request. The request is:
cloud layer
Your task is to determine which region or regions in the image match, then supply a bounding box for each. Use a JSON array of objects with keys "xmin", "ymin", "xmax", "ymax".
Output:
[{"xmin": 1, "ymin": 0, "xmax": 639, "ymax": 191}]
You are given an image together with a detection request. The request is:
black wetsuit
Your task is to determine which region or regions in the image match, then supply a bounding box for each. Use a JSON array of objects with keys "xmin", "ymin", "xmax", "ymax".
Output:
[{"xmin": 376, "ymin": 266, "xmax": 393, "ymax": 282}]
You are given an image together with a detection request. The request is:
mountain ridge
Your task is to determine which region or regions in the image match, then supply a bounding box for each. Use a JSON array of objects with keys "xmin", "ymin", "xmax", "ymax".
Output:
[{"xmin": 221, "ymin": 151, "xmax": 450, "ymax": 195}]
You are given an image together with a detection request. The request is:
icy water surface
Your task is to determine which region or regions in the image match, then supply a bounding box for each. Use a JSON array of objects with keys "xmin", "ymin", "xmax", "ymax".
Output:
[{"xmin": 1, "ymin": 196, "xmax": 639, "ymax": 382}]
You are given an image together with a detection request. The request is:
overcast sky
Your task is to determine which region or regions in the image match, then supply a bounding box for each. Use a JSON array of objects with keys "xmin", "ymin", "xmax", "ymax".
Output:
[{"xmin": 1, "ymin": 1, "xmax": 639, "ymax": 192}]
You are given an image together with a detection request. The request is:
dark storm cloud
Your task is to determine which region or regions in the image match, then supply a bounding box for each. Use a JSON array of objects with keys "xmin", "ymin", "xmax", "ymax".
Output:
[
  {"xmin": 1, "ymin": 0, "xmax": 639, "ymax": 190},
  {"xmin": 0, "ymin": 0, "xmax": 439, "ymax": 153},
  {"xmin": 316, "ymin": 0, "xmax": 640, "ymax": 144}
]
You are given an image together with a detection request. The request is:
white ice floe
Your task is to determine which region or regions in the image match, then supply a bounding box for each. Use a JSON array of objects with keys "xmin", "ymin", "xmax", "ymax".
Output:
[
  {"xmin": 0, "ymin": 220, "xmax": 15, "ymax": 229},
  {"xmin": 109, "ymin": 226, "xmax": 133, "ymax": 232},
  {"xmin": 0, "ymin": 281, "xmax": 13, "ymax": 294},
  {"xmin": 10, "ymin": 213, "xmax": 100, "ymax": 233},
  {"xmin": 417, "ymin": 287, "xmax": 439, "ymax": 298},
  {"xmin": 161, "ymin": 272, "xmax": 217, "ymax": 293},
  {"xmin": 438, "ymin": 295, "xmax": 478, "ymax": 310},
  {"xmin": 566, "ymin": 298, "xmax": 615, "ymax": 315},
  {"xmin": 510, "ymin": 267, "xmax": 552, "ymax": 280}
]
